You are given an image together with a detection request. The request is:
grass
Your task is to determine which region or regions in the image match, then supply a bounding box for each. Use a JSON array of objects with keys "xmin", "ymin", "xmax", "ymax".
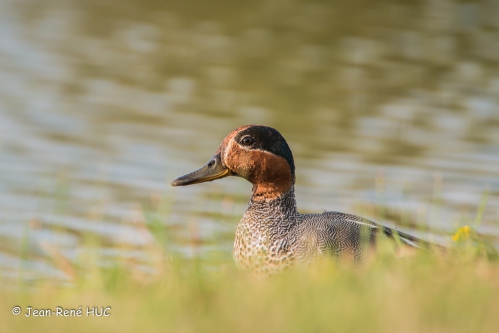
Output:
[
  {"xmin": 1, "ymin": 179, "xmax": 497, "ymax": 333},
  {"xmin": 2, "ymin": 218, "xmax": 499, "ymax": 333}
]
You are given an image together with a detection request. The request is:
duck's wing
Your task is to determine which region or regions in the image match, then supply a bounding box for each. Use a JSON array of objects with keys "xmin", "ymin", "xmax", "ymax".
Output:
[{"xmin": 329, "ymin": 211, "xmax": 445, "ymax": 253}]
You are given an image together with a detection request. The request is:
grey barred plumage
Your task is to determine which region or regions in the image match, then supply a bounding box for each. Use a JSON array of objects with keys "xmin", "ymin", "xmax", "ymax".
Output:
[
  {"xmin": 172, "ymin": 125, "xmax": 441, "ymax": 273},
  {"xmin": 233, "ymin": 185, "xmax": 434, "ymax": 273}
]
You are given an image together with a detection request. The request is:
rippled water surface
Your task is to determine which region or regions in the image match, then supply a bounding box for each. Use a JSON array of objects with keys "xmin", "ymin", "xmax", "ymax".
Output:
[{"xmin": 1, "ymin": 0, "xmax": 499, "ymax": 281}]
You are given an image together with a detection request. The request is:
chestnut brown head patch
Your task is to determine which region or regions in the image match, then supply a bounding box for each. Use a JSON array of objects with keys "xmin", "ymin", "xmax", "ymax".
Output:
[{"xmin": 218, "ymin": 125, "xmax": 295, "ymax": 199}]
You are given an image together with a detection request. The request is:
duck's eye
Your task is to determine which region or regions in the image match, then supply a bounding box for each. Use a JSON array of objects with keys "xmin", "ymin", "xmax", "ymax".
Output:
[{"xmin": 241, "ymin": 136, "xmax": 254, "ymax": 146}]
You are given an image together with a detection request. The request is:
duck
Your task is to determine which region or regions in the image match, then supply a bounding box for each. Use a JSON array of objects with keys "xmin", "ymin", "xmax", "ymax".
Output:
[{"xmin": 171, "ymin": 125, "xmax": 440, "ymax": 274}]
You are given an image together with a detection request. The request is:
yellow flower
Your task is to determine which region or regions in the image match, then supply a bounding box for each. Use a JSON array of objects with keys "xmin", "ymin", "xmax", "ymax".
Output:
[{"xmin": 452, "ymin": 225, "xmax": 471, "ymax": 242}]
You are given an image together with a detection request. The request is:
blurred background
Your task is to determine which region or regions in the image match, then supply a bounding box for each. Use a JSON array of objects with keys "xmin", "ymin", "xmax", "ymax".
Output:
[{"xmin": 0, "ymin": 0, "xmax": 498, "ymax": 283}]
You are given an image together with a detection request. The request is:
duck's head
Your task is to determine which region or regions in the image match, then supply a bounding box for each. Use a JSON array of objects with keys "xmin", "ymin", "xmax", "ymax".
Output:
[{"xmin": 171, "ymin": 125, "xmax": 295, "ymax": 200}]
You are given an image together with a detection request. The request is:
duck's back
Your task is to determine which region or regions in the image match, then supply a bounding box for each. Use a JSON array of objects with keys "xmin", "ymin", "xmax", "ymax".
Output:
[
  {"xmin": 291, "ymin": 212, "xmax": 380, "ymax": 261},
  {"xmin": 292, "ymin": 211, "xmax": 429, "ymax": 262}
]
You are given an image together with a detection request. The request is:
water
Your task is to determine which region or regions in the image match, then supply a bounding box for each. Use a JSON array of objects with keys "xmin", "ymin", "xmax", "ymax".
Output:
[{"xmin": 1, "ymin": 0, "xmax": 499, "ymax": 281}]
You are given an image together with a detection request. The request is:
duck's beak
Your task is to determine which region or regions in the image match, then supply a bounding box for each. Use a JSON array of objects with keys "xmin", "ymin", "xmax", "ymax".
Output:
[{"xmin": 171, "ymin": 154, "xmax": 232, "ymax": 186}]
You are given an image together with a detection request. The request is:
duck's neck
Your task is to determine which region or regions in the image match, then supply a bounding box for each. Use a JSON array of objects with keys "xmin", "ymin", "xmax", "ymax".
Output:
[{"xmin": 245, "ymin": 186, "xmax": 298, "ymax": 228}]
